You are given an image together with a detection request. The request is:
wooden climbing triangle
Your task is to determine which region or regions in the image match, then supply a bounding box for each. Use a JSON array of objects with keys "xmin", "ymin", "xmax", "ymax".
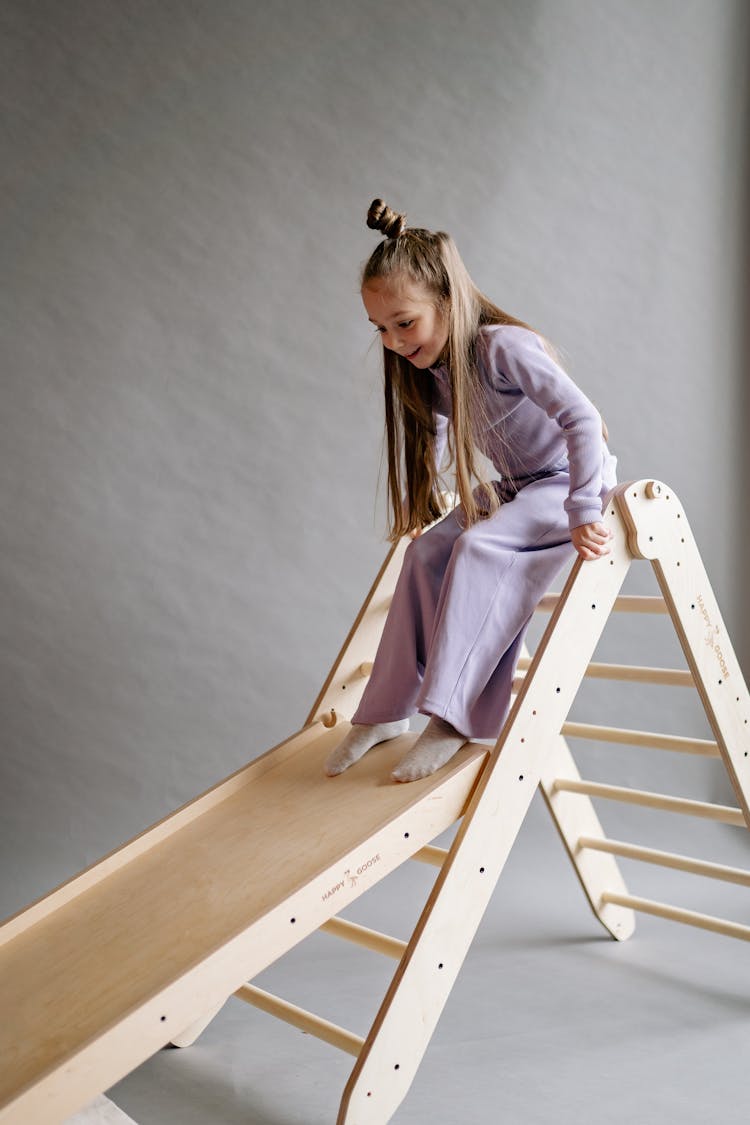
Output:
[{"xmin": 0, "ymin": 479, "xmax": 748, "ymax": 1124}]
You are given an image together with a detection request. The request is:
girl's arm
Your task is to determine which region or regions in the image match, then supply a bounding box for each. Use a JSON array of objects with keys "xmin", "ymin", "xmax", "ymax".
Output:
[{"xmin": 485, "ymin": 327, "xmax": 606, "ymax": 531}]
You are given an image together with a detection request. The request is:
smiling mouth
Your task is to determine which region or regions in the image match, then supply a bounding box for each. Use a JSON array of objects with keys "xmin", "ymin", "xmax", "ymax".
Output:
[{"xmin": 406, "ymin": 347, "xmax": 421, "ymax": 359}]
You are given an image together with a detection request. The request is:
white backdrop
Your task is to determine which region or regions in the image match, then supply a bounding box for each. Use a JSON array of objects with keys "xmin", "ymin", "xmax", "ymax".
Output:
[{"xmin": 1, "ymin": 0, "xmax": 748, "ymax": 920}]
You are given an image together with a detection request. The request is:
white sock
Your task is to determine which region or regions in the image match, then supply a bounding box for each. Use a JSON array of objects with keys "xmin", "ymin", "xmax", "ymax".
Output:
[
  {"xmin": 324, "ymin": 718, "xmax": 411, "ymax": 776},
  {"xmin": 391, "ymin": 715, "xmax": 468, "ymax": 782}
]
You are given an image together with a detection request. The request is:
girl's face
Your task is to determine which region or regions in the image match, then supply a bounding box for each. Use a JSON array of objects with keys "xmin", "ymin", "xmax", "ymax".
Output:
[{"xmin": 362, "ymin": 279, "xmax": 449, "ymax": 369}]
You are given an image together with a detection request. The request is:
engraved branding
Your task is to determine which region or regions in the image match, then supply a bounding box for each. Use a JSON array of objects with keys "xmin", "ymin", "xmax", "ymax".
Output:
[
  {"xmin": 321, "ymin": 853, "xmax": 382, "ymax": 904},
  {"xmin": 696, "ymin": 594, "xmax": 730, "ymax": 679}
]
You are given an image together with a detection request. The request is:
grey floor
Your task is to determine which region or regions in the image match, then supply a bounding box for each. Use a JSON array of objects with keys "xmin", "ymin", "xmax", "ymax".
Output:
[{"xmin": 103, "ymin": 791, "xmax": 750, "ymax": 1125}]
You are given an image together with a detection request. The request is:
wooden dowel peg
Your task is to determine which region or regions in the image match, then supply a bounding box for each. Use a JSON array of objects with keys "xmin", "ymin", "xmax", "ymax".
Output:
[
  {"xmin": 410, "ymin": 844, "xmax": 450, "ymax": 867},
  {"xmin": 535, "ymin": 594, "xmax": 668, "ymax": 614},
  {"xmin": 320, "ymin": 916, "xmax": 407, "ymax": 959},
  {"xmin": 516, "ymin": 659, "xmax": 693, "ymax": 687},
  {"xmin": 599, "ymin": 892, "xmax": 750, "ymax": 942},
  {"xmin": 561, "ymin": 722, "xmax": 719, "ymax": 756},
  {"xmin": 578, "ymin": 835, "xmax": 750, "ymax": 886},
  {"xmin": 235, "ymin": 984, "xmax": 365, "ymax": 1056},
  {"xmin": 553, "ymin": 778, "xmax": 745, "ymax": 826}
]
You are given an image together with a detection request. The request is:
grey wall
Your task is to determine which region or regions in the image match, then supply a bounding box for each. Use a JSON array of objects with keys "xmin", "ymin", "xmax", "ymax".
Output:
[{"xmin": 1, "ymin": 0, "xmax": 748, "ymax": 920}]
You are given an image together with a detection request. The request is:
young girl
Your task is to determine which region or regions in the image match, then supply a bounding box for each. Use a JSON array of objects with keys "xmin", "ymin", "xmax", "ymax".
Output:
[{"xmin": 324, "ymin": 199, "xmax": 616, "ymax": 784}]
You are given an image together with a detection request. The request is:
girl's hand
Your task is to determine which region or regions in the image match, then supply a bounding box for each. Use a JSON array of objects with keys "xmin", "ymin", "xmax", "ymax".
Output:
[{"xmin": 571, "ymin": 521, "xmax": 613, "ymax": 560}]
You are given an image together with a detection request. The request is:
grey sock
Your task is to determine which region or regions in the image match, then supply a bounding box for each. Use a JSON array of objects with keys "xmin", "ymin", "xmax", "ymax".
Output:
[
  {"xmin": 324, "ymin": 718, "xmax": 410, "ymax": 776},
  {"xmin": 391, "ymin": 715, "xmax": 468, "ymax": 782}
]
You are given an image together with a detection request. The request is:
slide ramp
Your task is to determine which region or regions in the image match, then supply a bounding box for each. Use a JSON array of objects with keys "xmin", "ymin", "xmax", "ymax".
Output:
[{"xmin": 0, "ymin": 722, "xmax": 487, "ymax": 1124}]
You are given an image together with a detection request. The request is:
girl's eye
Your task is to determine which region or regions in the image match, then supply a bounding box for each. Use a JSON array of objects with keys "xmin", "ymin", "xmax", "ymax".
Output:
[{"xmin": 373, "ymin": 320, "xmax": 414, "ymax": 333}]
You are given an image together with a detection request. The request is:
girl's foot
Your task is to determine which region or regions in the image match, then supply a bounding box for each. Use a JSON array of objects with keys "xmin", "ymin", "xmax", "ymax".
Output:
[
  {"xmin": 324, "ymin": 719, "xmax": 410, "ymax": 776},
  {"xmin": 391, "ymin": 715, "xmax": 468, "ymax": 782}
]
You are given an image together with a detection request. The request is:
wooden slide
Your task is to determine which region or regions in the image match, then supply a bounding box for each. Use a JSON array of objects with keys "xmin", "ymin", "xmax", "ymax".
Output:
[{"xmin": 1, "ymin": 480, "xmax": 749, "ymax": 1124}]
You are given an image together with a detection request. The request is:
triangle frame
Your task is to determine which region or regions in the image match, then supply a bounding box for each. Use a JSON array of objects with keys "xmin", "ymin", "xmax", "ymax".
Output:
[
  {"xmin": 333, "ymin": 478, "xmax": 750, "ymax": 1122},
  {"xmin": 1, "ymin": 479, "xmax": 748, "ymax": 1125}
]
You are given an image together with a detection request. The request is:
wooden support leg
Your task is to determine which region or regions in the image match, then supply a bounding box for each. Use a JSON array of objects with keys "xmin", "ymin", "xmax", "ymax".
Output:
[
  {"xmin": 617, "ymin": 482, "xmax": 750, "ymax": 826},
  {"xmin": 538, "ymin": 732, "xmax": 635, "ymax": 940}
]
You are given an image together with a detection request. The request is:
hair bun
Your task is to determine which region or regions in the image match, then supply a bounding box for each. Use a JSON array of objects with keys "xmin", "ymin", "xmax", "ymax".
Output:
[{"xmin": 367, "ymin": 198, "xmax": 407, "ymax": 239}]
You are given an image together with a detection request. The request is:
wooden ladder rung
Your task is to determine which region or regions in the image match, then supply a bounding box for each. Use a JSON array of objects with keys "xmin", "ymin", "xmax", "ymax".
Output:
[
  {"xmin": 320, "ymin": 916, "xmax": 407, "ymax": 959},
  {"xmin": 561, "ymin": 722, "xmax": 719, "ymax": 756},
  {"xmin": 235, "ymin": 983, "xmax": 365, "ymax": 1056},
  {"xmin": 599, "ymin": 892, "xmax": 750, "ymax": 942},
  {"xmin": 536, "ymin": 594, "xmax": 668, "ymax": 614},
  {"xmin": 411, "ymin": 843, "xmax": 450, "ymax": 867},
  {"xmin": 516, "ymin": 659, "xmax": 693, "ymax": 687},
  {"xmin": 578, "ymin": 835, "xmax": 750, "ymax": 886},
  {"xmin": 552, "ymin": 778, "xmax": 746, "ymax": 826}
]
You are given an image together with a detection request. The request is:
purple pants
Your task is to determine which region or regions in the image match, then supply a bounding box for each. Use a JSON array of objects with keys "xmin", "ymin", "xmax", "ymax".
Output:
[{"xmin": 351, "ymin": 467, "xmax": 617, "ymax": 739}]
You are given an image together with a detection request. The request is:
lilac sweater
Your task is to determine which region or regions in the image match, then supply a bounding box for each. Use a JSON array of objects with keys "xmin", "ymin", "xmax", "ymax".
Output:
[{"xmin": 426, "ymin": 324, "xmax": 615, "ymax": 531}]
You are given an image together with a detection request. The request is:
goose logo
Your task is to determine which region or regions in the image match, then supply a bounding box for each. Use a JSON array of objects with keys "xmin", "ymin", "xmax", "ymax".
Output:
[
  {"xmin": 697, "ymin": 594, "xmax": 730, "ymax": 680},
  {"xmin": 321, "ymin": 853, "xmax": 382, "ymax": 904}
]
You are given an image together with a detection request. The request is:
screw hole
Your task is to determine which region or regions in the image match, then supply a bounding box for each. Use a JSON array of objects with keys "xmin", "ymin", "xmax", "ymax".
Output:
[
  {"xmin": 394, "ymin": 1064, "xmax": 400, "ymax": 1070},
  {"xmin": 160, "ymin": 1015, "xmax": 166, "ymax": 1022},
  {"xmin": 519, "ymin": 774, "xmax": 524, "ymax": 781},
  {"xmin": 290, "ymin": 918, "xmax": 296, "ymax": 924},
  {"xmin": 438, "ymin": 962, "xmax": 444, "ymax": 969},
  {"xmin": 479, "ymin": 866, "xmax": 485, "ymax": 873},
  {"xmin": 404, "ymin": 832, "xmax": 410, "ymax": 838},
  {"xmin": 555, "ymin": 687, "xmax": 561, "ymax": 694}
]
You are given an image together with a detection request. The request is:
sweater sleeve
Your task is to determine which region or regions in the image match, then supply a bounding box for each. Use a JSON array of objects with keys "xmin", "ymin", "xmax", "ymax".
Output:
[{"xmin": 488, "ymin": 327, "xmax": 605, "ymax": 530}]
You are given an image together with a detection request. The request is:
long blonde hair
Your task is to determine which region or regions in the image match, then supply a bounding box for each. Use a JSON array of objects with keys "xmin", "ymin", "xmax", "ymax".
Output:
[{"xmin": 362, "ymin": 198, "xmax": 567, "ymax": 544}]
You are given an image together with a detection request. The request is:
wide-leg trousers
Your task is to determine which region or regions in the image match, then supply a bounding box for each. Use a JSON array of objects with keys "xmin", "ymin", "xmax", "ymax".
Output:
[{"xmin": 351, "ymin": 465, "xmax": 617, "ymax": 740}]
